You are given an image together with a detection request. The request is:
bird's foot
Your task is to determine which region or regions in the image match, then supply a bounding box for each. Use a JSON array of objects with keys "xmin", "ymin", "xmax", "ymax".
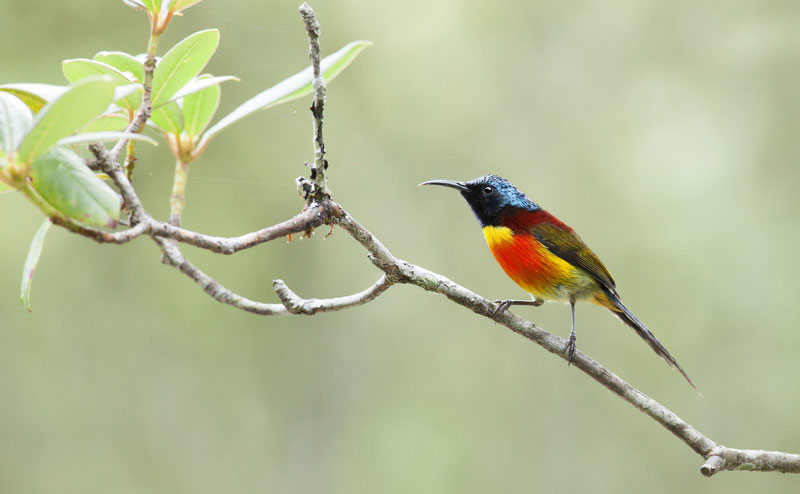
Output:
[
  {"xmin": 564, "ymin": 334, "xmax": 577, "ymax": 365},
  {"xmin": 492, "ymin": 300, "xmax": 512, "ymax": 315},
  {"xmin": 491, "ymin": 298, "xmax": 544, "ymax": 316}
]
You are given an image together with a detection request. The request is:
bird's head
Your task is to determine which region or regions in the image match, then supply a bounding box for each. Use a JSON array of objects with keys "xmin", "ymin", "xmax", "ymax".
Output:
[{"xmin": 420, "ymin": 174, "xmax": 539, "ymax": 226}]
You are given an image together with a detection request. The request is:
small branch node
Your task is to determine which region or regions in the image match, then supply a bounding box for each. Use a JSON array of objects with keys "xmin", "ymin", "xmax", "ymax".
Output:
[
  {"xmin": 701, "ymin": 453, "xmax": 725, "ymax": 477},
  {"xmin": 273, "ymin": 279, "xmax": 312, "ymax": 314}
]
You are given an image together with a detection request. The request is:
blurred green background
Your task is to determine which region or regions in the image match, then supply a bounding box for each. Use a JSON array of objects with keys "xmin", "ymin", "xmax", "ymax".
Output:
[{"xmin": 2, "ymin": 0, "xmax": 800, "ymax": 492}]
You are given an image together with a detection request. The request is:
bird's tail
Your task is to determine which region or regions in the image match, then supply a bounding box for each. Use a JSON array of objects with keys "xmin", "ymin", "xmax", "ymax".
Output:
[{"xmin": 598, "ymin": 287, "xmax": 698, "ymax": 391}]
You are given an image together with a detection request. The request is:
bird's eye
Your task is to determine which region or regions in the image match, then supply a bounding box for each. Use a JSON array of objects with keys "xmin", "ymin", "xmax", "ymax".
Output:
[{"xmin": 482, "ymin": 186, "xmax": 494, "ymax": 195}]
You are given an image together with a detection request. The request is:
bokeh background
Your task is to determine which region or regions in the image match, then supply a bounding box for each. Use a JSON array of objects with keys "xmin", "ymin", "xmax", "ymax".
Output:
[{"xmin": 2, "ymin": 0, "xmax": 800, "ymax": 492}]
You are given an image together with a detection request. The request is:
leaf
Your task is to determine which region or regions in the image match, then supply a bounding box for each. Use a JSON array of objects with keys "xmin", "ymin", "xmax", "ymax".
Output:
[
  {"xmin": 113, "ymin": 83, "xmax": 143, "ymax": 104},
  {"xmin": 201, "ymin": 40, "xmax": 371, "ymax": 146},
  {"xmin": 122, "ymin": 0, "xmax": 148, "ymax": 10},
  {"xmin": 0, "ymin": 84, "xmax": 69, "ymax": 114},
  {"xmin": 20, "ymin": 219, "xmax": 51, "ymax": 312},
  {"xmin": 183, "ymin": 75, "xmax": 221, "ymax": 138},
  {"xmin": 82, "ymin": 113, "xmax": 130, "ymax": 133},
  {"xmin": 18, "ymin": 77, "xmax": 117, "ymax": 164},
  {"xmin": 151, "ymin": 29, "xmax": 220, "ymax": 107},
  {"xmin": 139, "ymin": 0, "xmax": 159, "ymax": 12},
  {"xmin": 57, "ymin": 131, "xmax": 158, "ymax": 147},
  {"xmin": 0, "ymin": 92, "xmax": 33, "ymax": 154},
  {"xmin": 160, "ymin": 75, "xmax": 237, "ymax": 106},
  {"xmin": 30, "ymin": 147, "xmax": 121, "ymax": 227},
  {"xmin": 93, "ymin": 51, "xmax": 144, "ymax": 82},
  {"xmin": 63, "ymin": 59, "xmax": 133, "ymax": 84},
  {"xmin": 0, "ymin": 181, "xmax": 12, "ymax": 194},
  {"xmin": 170, "ymin": 0, "xmax": 203, "ymax": 13},
  {"xmin": 150, "ymin": 101, "xmax": 184, "ymax": 135},
  {"xmin": 271, "ymin": 41, "xmax": 372, "ymax": 107},
  {"xmin": 63, "ymin": 59, "xmax": 141, "ymax": 110}
]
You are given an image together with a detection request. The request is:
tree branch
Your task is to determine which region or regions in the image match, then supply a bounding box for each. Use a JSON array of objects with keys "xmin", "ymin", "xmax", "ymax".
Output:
[
  {"xmin": 150, "ymin": 203, "xmax": 331, "ymax": 253},
  {"xmin": 49, "ymin": 216, "xmax": 149, "ymax": 244},
  {"xmin": 298, "ymin": 2, "xmax": 330, "ymax": 202},
  {"xmin": 89, "ymin": 144, "xmax": 148, "ymax": 224},
  {"xmin": 701, "ymin": 447, "xmax": 800, "ymax": 477},
  {"xmin": 155, "ymin": 235, "xmax": 394, "ymax": 316},
  {"xmin": 155, "ymin": 236, "xmax": 290, "ymax": 315},
  {"xmin": 109, "ymin": 29, "xmax": 159, "ymax": 165},
  {"xmin": 329, "ymin": 205, "xmax": 800, "ymax": 476},
  {"xmin": 273, "ymin": 274, "xmax": 393, "ymax": 314}
]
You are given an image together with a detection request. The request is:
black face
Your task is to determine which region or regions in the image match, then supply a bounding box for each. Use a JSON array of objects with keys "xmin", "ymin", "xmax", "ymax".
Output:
[{"xmin": 420, "ymin": 174, "xmax": 539, "ymax": 226}]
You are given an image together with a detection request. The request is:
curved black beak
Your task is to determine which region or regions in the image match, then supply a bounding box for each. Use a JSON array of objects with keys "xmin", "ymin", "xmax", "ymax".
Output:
[{"xmin": 418, "ymin": 179, "xmax": 469, "ymax": 192}]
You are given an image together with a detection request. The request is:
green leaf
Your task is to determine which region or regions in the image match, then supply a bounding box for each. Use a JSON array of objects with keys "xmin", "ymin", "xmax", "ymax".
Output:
[
  {"xmin": 93, "ymin": 51, "xmax": 144, "ymax": 82},
  {"xmin": 20, "ymin": 219, "xmax": 51, "ymax": 312},
  {"xmin": 170, "ymin": 0, "xmax": 203, "ymax": 12},
  {"xmin": 30, "ymin": 147, "xmax": 121, "ymax": 227},
  {"xmin": 161, "ymin": 75, "xmax": 237, "ymax": 106},
  {"xmin": 122, "ymin": 0, "xmax": 148, "ymax": 10},
  {"xmin": 63, "ymin": 59, "xmax": 141, "ymax": 110},
  {"xmin": 0, "ymin": 84, "xmax": 69, "ymax": 114},
  {"xmin": 139, "ymin": 0, "xmax": 159, "ymax": 12},
  {"xmin": 57, "ymin": 131, "xmax": 158, "ymax": 148},
  {"xmin": 183, "ymin": 75, "xmax": 221, "ymax": 138},
  {"xmin": 82, "ymin": 113, "xmax": 130, "ymax": 133},
  {"xmin": 150, "ymin": 101, "xmax": 184, "ymax": 134},
  {"xmin": 201, "ymin": 40, "xmax": 371, "ymax": 146},
  {"xmin": 18, "ymin": 78, "xmax": 117, "ymax": 164},
  {"xmin": 272, "ymin": 41, "xmax": 372, "ymax": 107},
  {"xmin": 0, "ymin": 181, "xmax": 12, "ymax": 194},
  {"xmin": 151, "ymin": 29, "xmax": 220, "ymax": 107},
  {"xmin": 113, "ymin": 84, "xmax": 143, "ymax": 104},
  {"xmin": 0, "ymin": 92, "xmax": 33, "ymax": 154}
]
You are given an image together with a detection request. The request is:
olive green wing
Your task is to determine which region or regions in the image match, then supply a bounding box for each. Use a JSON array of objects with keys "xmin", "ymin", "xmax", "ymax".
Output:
[{"xmin": 528, "ymin": 221, "xmax": 616, "ymax": 291}]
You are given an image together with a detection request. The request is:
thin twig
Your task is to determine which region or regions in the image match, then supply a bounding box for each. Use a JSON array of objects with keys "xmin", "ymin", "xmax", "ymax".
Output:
[
  {"xmin": 89, "ymin": 144, "xmax": 147, "ymax": 224},
  {"xmin": 700, "ymin": 447, "xmax": 800, "ymax": 476},
  {"xmin": 298, "ymin": 3, "xmax": 329, "ymax": 201},
  {"xmin": 151, "ymin": 203, "xmax": 330, "ymax": 253},
  {"xmin": 168, "ymin": 158, "xmax": 191, "ymax": 226},
  {"xmin": 156, "ymin": 236, "xmax": 394, "ymax": 315},
  {"xmin": 109, "ymin": 32, "xmax": 159, "ymax": 164},
  {"xmin": 156, "ymin": 236, "xmax": 290, "ymax": 315},
  {"xmin": 49, "ymin": 217, "xmax": 149, "ymax": 244},
  {"xmin": 273, "ymin": 274, "xmax": 393, "ymax": 314}
]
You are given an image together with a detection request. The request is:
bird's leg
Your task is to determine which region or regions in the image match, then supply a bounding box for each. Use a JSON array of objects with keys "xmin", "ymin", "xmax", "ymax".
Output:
[
  {"xmin": 564, "ymin": 298, "xmax": 577, "ymax": 364},
  {"xmin": 492, "ymin": 298, "xmax": 544, "ymax": 315}
]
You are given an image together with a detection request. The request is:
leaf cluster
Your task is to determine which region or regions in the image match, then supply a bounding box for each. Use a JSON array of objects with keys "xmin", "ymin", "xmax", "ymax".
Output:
[{"xmin": 0, "ymin": 0, "xmax": 370, "ymax": 310}]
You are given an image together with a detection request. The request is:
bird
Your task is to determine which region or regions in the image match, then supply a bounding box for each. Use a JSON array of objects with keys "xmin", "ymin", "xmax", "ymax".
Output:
[{"xmin": 420, "ymin": 174, "xmax": 696, "ymax": 389}]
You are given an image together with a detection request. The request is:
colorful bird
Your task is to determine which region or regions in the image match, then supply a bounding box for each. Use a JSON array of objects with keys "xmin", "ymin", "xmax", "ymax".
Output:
[{"xmin": 421, "ymin": 174, "xmax": 695, "ymax": 389}]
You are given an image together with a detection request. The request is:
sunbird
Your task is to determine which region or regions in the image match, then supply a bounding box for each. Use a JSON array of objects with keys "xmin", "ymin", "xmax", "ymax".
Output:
[{"xmin": 421, "ymin": 174, "xmax": 695, "ymax": 389}]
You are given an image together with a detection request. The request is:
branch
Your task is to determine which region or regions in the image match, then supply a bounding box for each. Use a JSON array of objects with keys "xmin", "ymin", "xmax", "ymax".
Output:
[
  {"xmin": 150, "ymin": 203, "xmax": 331, "ymax": 253},
  {"xmin": 701, "ymin": 447, "xmax": 800, "ymax": 477},
  {"xmin": 298, "ymin": 3, "xmax": 329, "ymax": 201},
  {"xmin": 49, "ymin": 216, "xmax": 149, "ymax": 244},
  {"xmin": 156, "ymin": 235, "xmax": 393, "ymax": 315},
  {"xmin": 155, "ymin": 236, "xmax": 289, "ymax": 315},
  {"xmin": 55, "ymin": 175, "xmax": 800, "ymax": 476},
  {"xmin": 89, "ymin": 144, "xmax": 148, "ymax": 224},
  {"xmin": 53, "ymin": 176, "xmax": 331, "ymax": 254},
  {"xmin": 109, "ymin": 30, "xmax": 159, "ymax": 165},
  {"xmin": 273, "ymin": 274, "xmax": 393, "ymax": 314},
  {"xmin": 329, "ymin": 205, "xmax": 800, "ymax": 476}
]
